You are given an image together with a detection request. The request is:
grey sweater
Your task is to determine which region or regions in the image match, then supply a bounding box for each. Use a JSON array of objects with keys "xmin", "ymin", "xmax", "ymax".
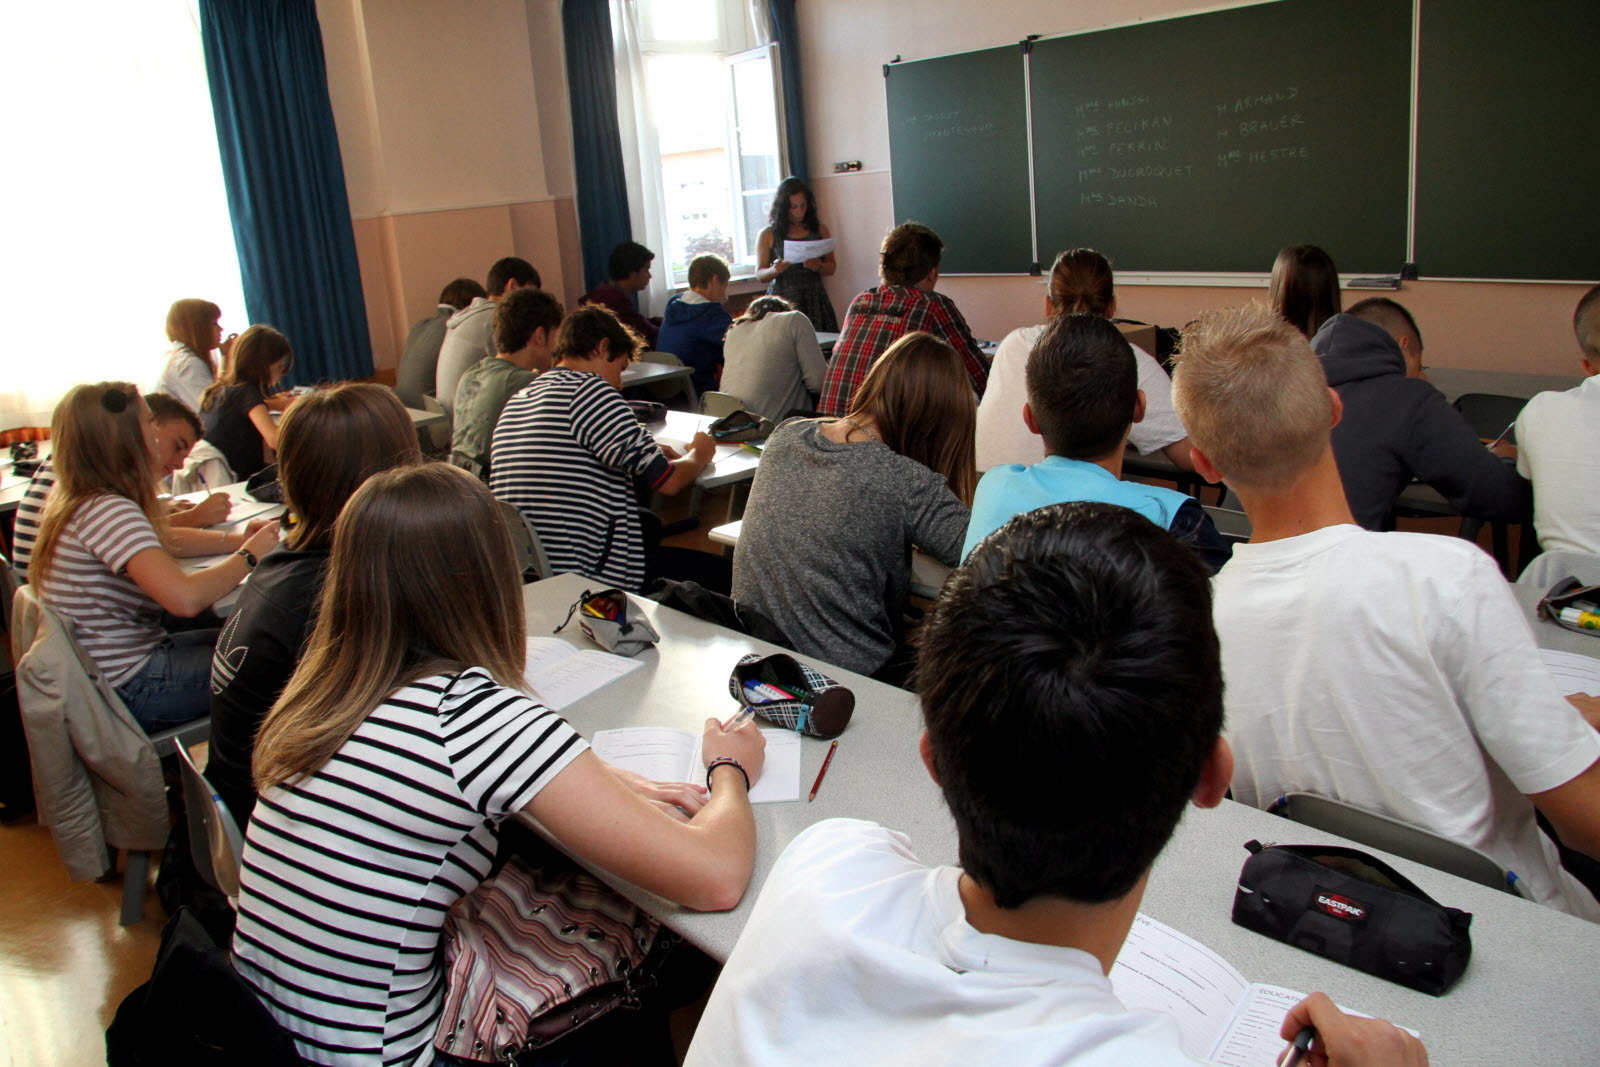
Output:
[
  {"xmin": 732, "ymin": 419, "xmax": 969, "ymax": 675},
  {"xmin": 720, "ymin": 310, "xmax": 827, "ymax": 422}
]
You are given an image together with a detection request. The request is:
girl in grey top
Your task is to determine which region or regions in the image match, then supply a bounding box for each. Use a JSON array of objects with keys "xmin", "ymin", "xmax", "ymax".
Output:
[
  {"xmin": 732, "ymin": 332, "xmax": 976, "ymax": 679},
  {"xmin": 721, "ymin": 297, "xmax": 828, "ymax": 422}
]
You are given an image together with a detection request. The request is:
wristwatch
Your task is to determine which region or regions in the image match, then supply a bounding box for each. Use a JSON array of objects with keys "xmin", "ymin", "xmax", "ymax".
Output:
[{"xmin": 235, "ymin": 547, "xmax": 259, "ymax": 569}]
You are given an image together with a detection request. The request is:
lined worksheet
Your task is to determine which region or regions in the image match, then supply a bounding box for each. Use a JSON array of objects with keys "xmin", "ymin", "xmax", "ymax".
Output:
[
  {"xmin": 589, "ymin": 726, "xmax": 801, "ymax": 803},
  {"xmin": 524, "ymin": 636, "xmax": 644, "ymax": 710},
  {"xmin": 1543, "ymin": 648, "xmax": 1600, "ymax": 697}
]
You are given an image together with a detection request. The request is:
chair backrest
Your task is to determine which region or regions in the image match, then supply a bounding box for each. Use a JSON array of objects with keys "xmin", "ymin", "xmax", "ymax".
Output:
[
  {"xmin": 0, "ymin": 550, "xmax": 18, "ymax": 637},
  {"xmin": 1202, "ymin": 505, "xmax": 1253, "ymax": 545},
  {"xmin": 700, "ymin": 391, "xmax": 745, "ymax": 418},
  {"xmin": 1271, "ymin": 791, "xmax": 1528, "ymax": 898},
  {"xmin": 636, "ymin": 351, "xmax": 698, "ymax": 406},
  {"xmin": 496, "ymin": 500, "xmax": 554, "ymax": 581},
  {"xmin": 173, "ymin": 742, "xmax": 245, "ymax": 905},
  {"xmin": 1452, "ymin": 392, "xmax": 1526, "ymax": 444},
  {"xmin": 1517, "ymin": 549, "xmax": 1600, "ymax": 588},
  {"xmin": 419, "ymin": 394, "xmax": 453, "ymax": 457}
]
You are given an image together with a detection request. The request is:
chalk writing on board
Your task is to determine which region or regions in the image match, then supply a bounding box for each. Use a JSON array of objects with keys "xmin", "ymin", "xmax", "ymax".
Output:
[
  {"xmin": 1080, "ymin": 192, "xmax": 1158, "ymax": 209},
  {"xmin": 1237, "ymin": 114, "xmax": 1305, "ymax": 138},
  {"xmin": 900, "ymin": 111, "xmax": 958, "ymax": 127},
  {"xmin": 1216, "ymin": 146, "xmax": 1311, "ymax": 168},
  {"xmin": 1218, "ymin": 87, "xmax": 1299, "ymax": 114}
]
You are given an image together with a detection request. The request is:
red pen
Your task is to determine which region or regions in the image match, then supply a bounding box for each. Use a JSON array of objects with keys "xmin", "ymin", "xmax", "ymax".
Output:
[{"xmin": 808, "ymin": 740, "xmax": 838, "ymax": 802}]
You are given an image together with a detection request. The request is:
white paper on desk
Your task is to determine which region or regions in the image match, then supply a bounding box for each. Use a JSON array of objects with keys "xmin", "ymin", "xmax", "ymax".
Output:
[
  {"xmin": 783, "ymin": 237, "xmax": 835, "ymax": 263},
  {"xmin": 589, "ymin": 726, "xmax": 801, "ymax": 803},
  {"xmin": 1543, "ymin": 648, "xmax": 1600, "ymax": 696},
  {"xmin": 1111, "ymin": 913, "xmax": 1410, "ymax": 1066},
  {"xmin": 222, "ymin": 498, "xmax": 278, "ymax": 525},
  {"xmin": 524, "ymin": 636, "xmax": 644, "ymax": 711}
]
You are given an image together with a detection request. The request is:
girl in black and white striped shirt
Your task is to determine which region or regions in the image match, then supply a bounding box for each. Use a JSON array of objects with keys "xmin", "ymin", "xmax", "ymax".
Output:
[{"xmin": 235, "ymin": 462, "xmax": 765, "ymax": 1066}]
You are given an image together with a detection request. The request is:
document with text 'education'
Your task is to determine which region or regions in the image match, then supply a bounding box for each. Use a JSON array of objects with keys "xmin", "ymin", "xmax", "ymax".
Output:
[
  {"xmin": 589, "ymin": 727, "xmax": 801, "ymax": 804},
  {"xmin": 524, "ymin": 636, "xmax": 644, "ymax": 711}
]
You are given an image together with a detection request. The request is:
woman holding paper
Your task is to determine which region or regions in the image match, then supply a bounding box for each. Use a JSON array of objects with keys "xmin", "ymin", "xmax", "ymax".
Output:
[
  {"xmin": 757, "ymin": 176, "xmax": 840, "ymax": 332},
  {"xmin": 236, "ymin": 462, "xmax": 766, "ymax": 1067}
]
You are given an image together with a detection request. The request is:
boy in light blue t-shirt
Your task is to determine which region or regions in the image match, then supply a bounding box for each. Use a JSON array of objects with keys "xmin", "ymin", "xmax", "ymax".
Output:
[{"xmin": 962, "ymin": 314, "xmax": 1229, "ymax": 570}]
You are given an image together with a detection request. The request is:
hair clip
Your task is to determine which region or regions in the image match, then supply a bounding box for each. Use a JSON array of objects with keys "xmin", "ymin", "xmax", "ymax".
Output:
[{"xmin": 101, "ymin": 388, "xmax": 128, "ymax": 413}]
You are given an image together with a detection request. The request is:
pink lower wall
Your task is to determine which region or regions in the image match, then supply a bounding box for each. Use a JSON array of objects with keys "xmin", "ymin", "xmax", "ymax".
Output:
[{"xmin": 351, "ymin": 197, "xmax": 586, "ymax": 374}]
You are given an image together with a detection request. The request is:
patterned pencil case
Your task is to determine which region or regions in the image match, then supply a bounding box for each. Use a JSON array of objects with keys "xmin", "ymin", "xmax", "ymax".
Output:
[
  {"xmin": 555, "ymin": 588, "xmax": 660, "ymax": 657},
  {"xmin": 727, "ymin": 652, "xmax": 853, "ymax": 739}
]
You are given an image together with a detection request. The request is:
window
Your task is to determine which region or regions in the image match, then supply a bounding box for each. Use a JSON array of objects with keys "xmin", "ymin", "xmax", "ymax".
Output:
[{"xmin": 640, "ymin": 0, "xmax": 786, "ymax": 284}]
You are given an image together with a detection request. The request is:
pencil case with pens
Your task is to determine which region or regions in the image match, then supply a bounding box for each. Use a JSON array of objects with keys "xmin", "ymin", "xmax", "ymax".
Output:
[
  {"xmin": 707, "ymin": 410, "xmax": 773, "ymax": 443},
  {"xmin": 727, "ymin": 653, "xmax": 853, "ymax": 739},
  {"xmin": 555, "ymin": 588, "xmax": 660, "ymax": 657}
]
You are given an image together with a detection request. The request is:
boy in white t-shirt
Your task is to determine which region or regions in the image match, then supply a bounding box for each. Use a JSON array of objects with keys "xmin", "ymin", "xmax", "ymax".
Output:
[
  {"xmin": 1172, "ymin": 304, "xmax": 1600, "ymax": 920},
  {"xmin": 688, "ymin": 502, "xmax": 1422, "ymax": 1067},
  {"xmin": 1514, "ymin": 283, "xmax": 1600, "ymax": 555}
]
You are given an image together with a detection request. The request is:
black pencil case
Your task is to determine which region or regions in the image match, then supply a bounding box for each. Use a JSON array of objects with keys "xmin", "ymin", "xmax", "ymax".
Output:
[
  {"xmin": 727, "ymin": 652, "xmax": 853, "ymax": 739},
  {"xmin": 1232, "ymin": 840, "xmax": 1472, "ymax": 996}
]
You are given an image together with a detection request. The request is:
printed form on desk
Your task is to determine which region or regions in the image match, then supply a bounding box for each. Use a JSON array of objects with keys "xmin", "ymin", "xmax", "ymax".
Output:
[
  {"xmin": 1111, "ymin": 914, "xmax": 1413, "ymax": 1066},
  {"xmin": 589, "ymin": 726, "xmax": 801, "ymax": 803},
  {"xmin": 524, "ymin": 636, "xmax": 644, "ymax": 711},
  {"xmin": 1542, "ymin": 648, "xmax": 1600, "ymax": 696}
]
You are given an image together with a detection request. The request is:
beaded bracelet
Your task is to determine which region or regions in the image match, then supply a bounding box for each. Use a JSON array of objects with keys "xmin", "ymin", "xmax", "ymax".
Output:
[{"xmin": 705, "ymin": 756, "xmax": 750, "ymax": 793}]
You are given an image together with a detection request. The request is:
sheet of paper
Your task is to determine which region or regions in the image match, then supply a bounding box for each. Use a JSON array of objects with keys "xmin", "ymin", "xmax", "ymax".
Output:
[
  {"xmin": 524, "ymin": 637, "xmax": 644, "ymax": 711},
  {"xmin": 1110, "ymin": 913, "xmax": 1251, "ymax": 1061},
  {"xmin": 783, "ymin": 237, "xmax": 836, "ymax": 262},
  {"xmin": 591, "ymin": 727, "xmax": 698, "ymax": 783},
  {"xmin": 689, "ymin": 728, "xmax": 802, "ymax": 803},
  {"xmin": 223, "ymin": 498, "xmax": 279, "ymax": 525},
  {"xmin": 1209, "ymin": 984, "xmax": 1306, "ymax": 1066},
  {"xmin": 1543, "ymin": 648, "xmax": 1600, "ymax": 696}
]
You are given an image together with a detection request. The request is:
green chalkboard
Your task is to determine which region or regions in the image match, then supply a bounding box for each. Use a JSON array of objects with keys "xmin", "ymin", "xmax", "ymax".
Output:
[
  {"xmin": 1030, "ymin": 0, "xmax": 1412, "ymax": 274},
  {"xmin": 1415, "ymin": 0, "xmax": 1600, "ymax": 280},
  {"xmin": 886, "ymin": 46, "xmax": 1034, "ymax": 274}
]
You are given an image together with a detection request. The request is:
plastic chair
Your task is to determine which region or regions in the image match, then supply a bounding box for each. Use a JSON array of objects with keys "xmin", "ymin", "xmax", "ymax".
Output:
[
  {"xmin": 1517, "ymin": 549, "xmax": 1600, "ymax": 588},
  {"xmin": 1202, "ymin": 505, "xmax": 1252, "ymax": 545},
  {"xmin": 497, "ymin": 500, "xmax": 554, "ymax": 581},
  {"xmin": 1270, "ymin": 791, "xmax": 1531, "ymax": 899},
  {"xmin": 419, "ymin": 394, "xmax": 453, "ymax": 457},
  {"xmin": 700, "ymin": 390, "xmax": 745, "ymax": 418},
  {"xmin": 637, "ymin": 351, "xmax": 699, "ymax": 410},
  {"xmin": 1452, "ymin": 392, "xmax": 1526, "ymax": 444},
  {"xmin": 173, "ymin": 742, "xmax": 245, "ymax": 906}
]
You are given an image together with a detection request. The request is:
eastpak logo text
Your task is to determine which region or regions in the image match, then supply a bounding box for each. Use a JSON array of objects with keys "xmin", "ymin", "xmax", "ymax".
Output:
[{"xmin": 1314, "ymin": 891, "xmax": 1368, "ymax": 921}]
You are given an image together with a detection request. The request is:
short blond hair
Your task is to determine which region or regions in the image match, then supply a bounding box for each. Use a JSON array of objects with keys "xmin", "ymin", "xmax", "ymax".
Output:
[{"xmin": 1173, "ymin": 304, "xmax": 1332, "ymax": 488}]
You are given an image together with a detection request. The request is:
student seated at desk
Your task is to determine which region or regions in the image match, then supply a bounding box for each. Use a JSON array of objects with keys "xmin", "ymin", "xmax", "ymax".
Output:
[
  {"xmin": 733, "ymin": 331, "xmax": 973, "ymax": 683},
  {"xmin": 155, "ymin": 297, "xmax": 235, "ymax": 415},
  {"xmin": 976, "ymin": 248, "xmax": 1196, "ymax": 473},
  {"xmin": 200, "ymin": 324, "xmax": 294, "ymax": 483},
  {"xmin": 689, "ymin": 502, "xmax": 1423, "ymax": 1067},
  {"xmin": 1173, "ymin": 304, "xmax": 1600, "ymax": 921},
  {"xmin": 449, "ymin": 286, "xmax": 562, "ymax": 481},
  {"xmin": 436, "ymin": 257, "xmax": 541, "ymax": 415},
  {"xmin": 1514, "ymin": 283, "xmax": 1600, "ymax": 555},
  {"xmin": 29, "ymin": 382, "xmax": 280, "ymax": 732},
  {"xmin": 234, "ymin": 463, "xmax": 765, "ymax": 1067},
  {"xmin": 720, "ymin": 295, "xmax": 827, "ymax": 422},
  {"xmin": 490, "ymin": 305, "xmax": 715, "ymax": 591},
  {"xmin": 963, "ymin": 315, "xmax": 1228, "ymax": 571},
  {"xmin": 208, "ymin": 384, "xmax": 421, "ymax": 826},
  {"xmin": 658, "ymin": 254, "xmax": 734, "ymax": 395},
  {"xmin": 395, "ymin": 276, "xmax": 487, "ymax": 408},
  {"xmin": 1269, "ymin": 243, "xmax": 1341, "ymax": 339},
  {"xmin": 1314, "ymin": 297, "xmax": 1529, "ymax": 530},
  {"xmin": 580, "ymin": 240, "xmax": 661, "ymax": 348}
]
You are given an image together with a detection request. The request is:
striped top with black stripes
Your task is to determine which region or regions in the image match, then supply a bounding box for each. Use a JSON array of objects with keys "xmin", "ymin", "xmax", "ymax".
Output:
[
  {"xmin": 232, "ymin": 669, "xmax": 588, "ymax": 1067},
  {"xmin": 11, "ymin": 457, "xmax": 55, "ymax": 579},
  {"xmin": 488, "ymin": 367, "xmax": 671, "ymax": 591},
  {"xmin": 34, "ymin": 490, "xmax": 166, "ymax": 686}
]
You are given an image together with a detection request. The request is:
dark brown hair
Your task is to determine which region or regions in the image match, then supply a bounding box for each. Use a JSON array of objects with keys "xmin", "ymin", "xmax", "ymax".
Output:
[
  {"xmin": 554, "ymin": 305, "xmax": 642, "ymax": 363},
  {"xmin": 1269, "ymin": 245, "xmax": 1341, "ymax": 338},
  {"xmin": 439, "ymin": 277, "xmax": 488, "ymax": 310},
  {"xmin": 165, "ymin": 299, "xmax": 222, "ymax": 375},
  {"xmin": 1026, "ymin": 315, "xmax": 1138, "ymax": 460},
  {"xmin": 201, "ymin": 324, "xmax": 292, "ymax": 411},
  {"xmin": 276, "ymin": 384, "xmax": 423, "ymax": 552},
  {"xmin": 847, "ymin": 331, "xmax": 977, "ymax": 504},
  {"xmin": 1047, "ymin": 249, "xmax": 1116, "ymax": 319},
  {"xmin": 144, "ymin": 391, "xmax": 202, "ymax": 438},
  {"xmin": 495, "ymin": 288, "xmax": 563, "ymax": 354},
  {"xmin": 688, "ymin": 254, "xmax": 730, "ymax": 289},
  {"xmin": 880, "ymin": 222, "xmax": 943, "ymax": 287}
]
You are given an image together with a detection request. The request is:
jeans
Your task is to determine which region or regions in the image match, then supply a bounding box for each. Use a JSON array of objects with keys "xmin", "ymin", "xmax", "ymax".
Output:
[{"xmin": 115, "ymin": 628, "xmax": 220, "ymax": 733}]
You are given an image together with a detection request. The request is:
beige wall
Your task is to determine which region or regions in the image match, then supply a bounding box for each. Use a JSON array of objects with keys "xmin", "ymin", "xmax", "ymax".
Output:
[
  {"xmin": 796, "ymin": 0, "xmax": 1594, "ymax": 375},
  {"xmin": 319, "ymin": 0, "xmax": 584, "ymax": 373}
]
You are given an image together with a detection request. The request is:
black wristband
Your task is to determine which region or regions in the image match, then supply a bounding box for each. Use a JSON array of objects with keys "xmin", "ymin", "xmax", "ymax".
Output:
[{"xmin": 705, "ymin": 756, "xmax": 750, "ymax": 793}]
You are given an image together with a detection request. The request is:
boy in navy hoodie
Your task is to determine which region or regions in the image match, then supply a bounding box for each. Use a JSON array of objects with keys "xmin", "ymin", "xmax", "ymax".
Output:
[{"xmin": 659, "ymin": 254, "xmax": 733, "ymax": 394}]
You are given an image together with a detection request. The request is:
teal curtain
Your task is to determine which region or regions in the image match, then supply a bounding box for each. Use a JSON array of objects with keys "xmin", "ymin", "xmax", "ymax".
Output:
[
  {"xmin": 770, "ymin": 0, "xmax": 809, "ymax": 181},
  {"xmin": 564, "ymin": 0, "xmax": 634, "ymax": 291}
]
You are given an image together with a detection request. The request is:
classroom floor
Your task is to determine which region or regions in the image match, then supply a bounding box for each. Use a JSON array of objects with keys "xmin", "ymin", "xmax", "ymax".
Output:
[{"xmin": 0, "ymin": 492, "xmax": 727, "ymax": 1067}]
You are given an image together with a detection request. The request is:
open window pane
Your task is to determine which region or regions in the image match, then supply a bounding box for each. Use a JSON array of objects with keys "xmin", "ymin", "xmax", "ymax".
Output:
[{"xmin": 728, "ymin": 46, "xmax": 782, "ymax": 265}]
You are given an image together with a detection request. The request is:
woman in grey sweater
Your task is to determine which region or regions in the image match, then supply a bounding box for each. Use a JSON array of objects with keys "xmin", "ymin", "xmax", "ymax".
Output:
[
  {"xmin": 732, "ymin": 332, "xmax": 976, "ymax": 682},
  {"xmin": 720, "ymin": 296, "xmax": 828, "ymax": 421}
]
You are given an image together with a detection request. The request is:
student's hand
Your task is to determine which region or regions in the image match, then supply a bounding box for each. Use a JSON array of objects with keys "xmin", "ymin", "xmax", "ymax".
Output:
[
  {"xmin": 803, "ymin": 258, "xmax": 823, "ymax": 270},
  {"xmin": 1567, "ymin": 693, "xmax": 1600, "ymax": 731},
  {"xmin": 771, "ymin": 259, "xmax": 791, "ymax": 274},
  {"xmin": 242, "ymin": 520, "xmax": 281, "ymax": 559},
  {"xmin": 1279, "ymin": 993, "xmax": 1427, "ymax": 1067},
  {"xmin": 690, "ymin": 431, "xmax": 717, "ymax": 464},
  {"xmin": 701, "ymin": 716, "xmax": 766, "ymax": 791},
  {"xmin": 607, "ymin": 764, "xmax": 707, "ymax": 821},
  {"xmin": 185, "ymin": 493, "xmax": 232, "ymax": 527},
  {"xmin": 220, "ymin": 332, "xmax": 239, "ymax": 357}
]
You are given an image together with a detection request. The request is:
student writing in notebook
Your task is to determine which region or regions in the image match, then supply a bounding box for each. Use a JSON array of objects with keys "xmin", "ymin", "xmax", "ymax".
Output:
[
  {"xmin": 690, "ymin": 502, "xmax": 1422, "ymax": 1066},
  {"xmin": 200, "ymin": 324, "xmax": 294, "ymax": 482}
]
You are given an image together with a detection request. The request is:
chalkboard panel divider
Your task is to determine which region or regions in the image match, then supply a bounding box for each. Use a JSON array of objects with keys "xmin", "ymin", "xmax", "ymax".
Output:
[
  {"xmin": 1021, "ymin": 38, "xmax": 1042, "ymax": 275},
  {"xmin": 1406, "ymin": 0, "xmax": 1421, "ymax": 265}
]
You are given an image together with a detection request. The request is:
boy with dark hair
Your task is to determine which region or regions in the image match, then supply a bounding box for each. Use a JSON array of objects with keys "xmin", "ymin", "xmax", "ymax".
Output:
[
  {"xmin": 396, "ymin": 277, "xmax": 488, "ymax": 407},
  {"xmin": 961, "ymin": 315, "xmax": 1227, "ymax": 568},
  {"xmin": 489, "ymin": 305, "xmax": 714, "ymax": 590},
  {"xmin": 1513, "ymin": 283, "xmax": 1600, "ymax": 554},
  {"xmin": 819, "ymin": 221, "xmax": 988, "ymax": 416},
  {"xmin": 1174, "ymin": 303, "xmax": 1600, "ymax": 921},
  {"xmin": 437, "ymin": 257, "xmax": 542, "ymax": 414},
  {"xmin": 581, "ymin": 240, "xmax": 661, "ymax": 346},
  {"xmin": 658, "ymin": 254, "xmax": 734, "ymax": 394},
  {"xmin": 450, "ymin": 288, "xmax": 564, "ymax": 480},
  {"xmin": 688, "ymin": 502, "xmax": 1423, "ymax": 1065}
]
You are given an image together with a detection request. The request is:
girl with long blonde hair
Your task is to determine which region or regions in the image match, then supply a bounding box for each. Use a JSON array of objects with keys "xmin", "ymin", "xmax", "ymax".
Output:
[
  {"xmin": 732, "ymin": 331, "xmax": 976, "ymax": 683},
  {"xmin": 30, "ymin": 382, "xmax": 280, "ymax": 731},
  {"xmin": 234, "ymin": 462, "xmax": 765, "ymax": 1066}
]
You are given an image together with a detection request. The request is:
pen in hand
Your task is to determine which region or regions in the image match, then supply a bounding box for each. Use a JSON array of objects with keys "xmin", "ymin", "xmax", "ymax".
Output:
[
  {"xmin": 721, "ymin": 706, "xmax": 757, "ymax": 732},
  {"xmin": 1278, "ymin": 1026, "xmax": 1315, "ymax": 1067}
]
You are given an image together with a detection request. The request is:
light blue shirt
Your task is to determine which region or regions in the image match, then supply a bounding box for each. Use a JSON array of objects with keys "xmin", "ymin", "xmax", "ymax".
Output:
[{"xmin": 963, "ymin": 454, "xmax": 1191, "ymax": 560}]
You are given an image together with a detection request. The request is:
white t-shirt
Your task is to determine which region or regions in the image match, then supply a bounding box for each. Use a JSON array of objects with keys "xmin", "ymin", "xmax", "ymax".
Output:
[
  {"xmin": 687, "ymin": 819, "xmax": 1203, "ymax": 1067},
  {"xmin": 1213, "ymin": 525, "xmax": 1600, "ymax": 921},
  {"xmin": 154, "ymin": 343, "xmax": 215, "ymax": 415},
  {"xmin": 1515, "ymin": 374, "xmax": 1600, "ymax": 555},
  {"xmin": 976, "ymin": 324, "xmax": 1187, "ymax": 471}
]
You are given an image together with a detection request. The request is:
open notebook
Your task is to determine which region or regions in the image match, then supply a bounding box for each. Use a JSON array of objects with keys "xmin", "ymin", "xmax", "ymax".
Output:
[
  {"xmin": 589, "ymin": 726, "xmax": 802, "ymax": 804},
  {"xmin": 1111, "ymin": 914, "xmax": 1409, "ymax": 1066},
  {"xmin": 524, "ymin": 637, "xmax": 644, "ymax": 711}
]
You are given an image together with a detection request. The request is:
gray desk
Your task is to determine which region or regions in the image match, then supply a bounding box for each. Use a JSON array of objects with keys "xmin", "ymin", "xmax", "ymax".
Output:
[
  {"xmin": 622, "ymin": 362, "xmax": 694, "ymax": 392},
  {"xmin": 406, "ymin": 406, "xmax": 445, "ymax": 430},
  {"xmin": 522, "ymin": 572, "xmax": 1600, "ymax": 1065},
  {"xmin": 1425, "ymin": 367, "xmax": 1581, "ymax": 405},
  {"xmin": 0, "ymin": 440, "xmax": 53, "ymax": 516},
  {"xmin": 650, "ymin": 410, "xmax": 761, "ymax": 491}
]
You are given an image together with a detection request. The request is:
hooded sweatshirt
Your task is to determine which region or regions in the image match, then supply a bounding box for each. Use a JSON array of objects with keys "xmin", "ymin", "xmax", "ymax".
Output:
[
  {"xmin": 657, "ymin": 290, "xmax": 733, "ymax": 394},
  {"xmin": 434, "ymin": 297, "xmax": 498, "ymax": 415},
  {"xmin": 1313, "ymin": 313, "xmax": 1529, "ymax": 530}
]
